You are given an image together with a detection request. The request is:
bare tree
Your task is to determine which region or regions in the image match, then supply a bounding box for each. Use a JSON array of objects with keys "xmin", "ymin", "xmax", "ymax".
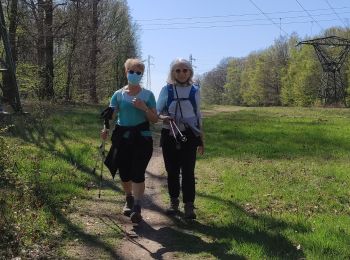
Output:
[{"xmin": 88, "ymin": 0, "xmax": 99, "ymax": 103}]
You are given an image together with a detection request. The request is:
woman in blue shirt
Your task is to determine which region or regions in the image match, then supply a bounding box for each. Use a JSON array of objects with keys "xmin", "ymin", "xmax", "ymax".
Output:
[
  {"xmin": 102, "ymin": 58, "xmax": 157, "ymax": 223},
  {"xmin": 157, "ymin": 58, "xmax": 204, "ymax": 219}
]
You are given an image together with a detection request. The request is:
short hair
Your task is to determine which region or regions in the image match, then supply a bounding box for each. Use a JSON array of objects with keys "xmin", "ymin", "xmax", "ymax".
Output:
[
  {"xmin": 167, "ymin": 58, "xmax": 194, "ymax": 85},
  {"xmin": 124, "ymin": 58, "xmax": 145, "ymax": 72}
]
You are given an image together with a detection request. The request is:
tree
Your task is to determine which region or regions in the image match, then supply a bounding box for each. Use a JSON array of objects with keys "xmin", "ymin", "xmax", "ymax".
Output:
[
  {"xmin": 281, "ymin": 45, "xmax": 321, "ymax": 106},
  {"xmin": 201, "ymin": 58, "xmax": 231, "ymax": 105},
  {"xmin": 239, "ymin": 52, "xmax": 265, "ymax": 106},
  {"xmin": 88, "ymin": 0, "xmax": 99, "ymax": 103},
  {"xmin": 224, "ymin": 58, "xmax": 245, "ymax": 105}
]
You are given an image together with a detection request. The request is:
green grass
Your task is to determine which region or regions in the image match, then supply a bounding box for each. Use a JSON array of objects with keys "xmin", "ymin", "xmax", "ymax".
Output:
[
  {"xmin": 1, "ymin": 104, "xmax": 350, "ymax": 259},
  {"xmin": 0, "ymin": 103, "xmax": 121, "ymax": 258},
  {"xmin": 188, "ymin": 106, "xmax": 350, "ymax": 259}
]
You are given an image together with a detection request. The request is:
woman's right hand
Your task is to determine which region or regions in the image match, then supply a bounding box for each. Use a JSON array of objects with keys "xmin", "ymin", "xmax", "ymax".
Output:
[
  {"xmin": 158, "ymin": 114, "xmax": 172, "ymax": 124},
  {"xmin": 100, "ymin": 129, "xmax": 109, "ymax": 140}
]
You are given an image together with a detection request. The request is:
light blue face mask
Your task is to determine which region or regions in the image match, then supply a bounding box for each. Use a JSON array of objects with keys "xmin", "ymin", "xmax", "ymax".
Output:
[{"xmin": 127, "ymin": 72, "xmax": 143, "ymax": 85}]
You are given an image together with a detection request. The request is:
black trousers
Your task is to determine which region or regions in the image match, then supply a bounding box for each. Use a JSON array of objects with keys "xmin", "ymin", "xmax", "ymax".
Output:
[
  {"xmin": 118, "ymin": 136, "xmax": 153, "ymax": 183},
  {"xmin": 161, "ymin": 128, "xmax": 198, "ymax": 203}
]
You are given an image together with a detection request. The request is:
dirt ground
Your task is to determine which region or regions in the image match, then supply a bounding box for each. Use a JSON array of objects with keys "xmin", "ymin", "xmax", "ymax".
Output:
[{"xmin": 63, "ymin": 132, "xmax": 188, "ymax": 259}]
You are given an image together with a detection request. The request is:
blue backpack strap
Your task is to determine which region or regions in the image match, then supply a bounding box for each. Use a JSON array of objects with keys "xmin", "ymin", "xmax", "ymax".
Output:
[
  {"xmin": 167, "ymin": 84, "xmax": 198, "ymax": 115},
  {"xmin": 189, "ymin": 84, "xmax": 198, "ymax": 116},
  {"xmin": 166, "ymin": 84, "xmax": 174, "ymax": 111}
]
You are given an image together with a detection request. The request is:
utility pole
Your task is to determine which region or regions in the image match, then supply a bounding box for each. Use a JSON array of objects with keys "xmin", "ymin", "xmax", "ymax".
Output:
[
  {"xmin": 145, "ymin": 55, "xmax": 154, "ymax": 90},
  {"xmin": 189, "ymin": 54, "xmax": 196, "ymax": 67},
  {"xmin": 189, "ymin": 54, "xmax": 200, "ymax": 87}
]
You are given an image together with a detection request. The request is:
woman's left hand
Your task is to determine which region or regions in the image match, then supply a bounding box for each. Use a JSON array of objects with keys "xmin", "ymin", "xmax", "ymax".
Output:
[{"xmin": 197, "ymin": 145, "xmax": 204, "ymax": 155}]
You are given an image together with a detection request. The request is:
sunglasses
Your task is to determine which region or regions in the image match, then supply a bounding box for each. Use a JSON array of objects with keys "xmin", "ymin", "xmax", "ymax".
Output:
[
  {"xmin": 128, "ymin": 70, "xmax": 142, "ymax": 75},
  {"xmin": 175, "ymin": 68, "xmax": 189, "ymax": 74}
]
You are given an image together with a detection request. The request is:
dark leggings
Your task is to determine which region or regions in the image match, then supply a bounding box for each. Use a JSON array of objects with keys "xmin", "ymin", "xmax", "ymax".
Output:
[
  {"xmin": 161, "ymin": 128, "xmax": 198, "ymax": 203},
  {"xmin": 118, "ymin": 137, "xmax": 153, "ymax": 183}
]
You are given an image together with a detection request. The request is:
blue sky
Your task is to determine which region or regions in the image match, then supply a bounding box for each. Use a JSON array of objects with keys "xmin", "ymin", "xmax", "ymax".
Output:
[{"xmin": 127, "ymin": 0, "xmax": 350, "ymax": 98}]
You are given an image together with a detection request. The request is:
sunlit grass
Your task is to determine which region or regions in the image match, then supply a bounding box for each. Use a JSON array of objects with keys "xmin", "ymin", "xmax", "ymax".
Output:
[
  {"xmin": 1, "ymin": 104, "xmax": 111, "ymax": 257},
  {"xmin": 193, "ymin": 106, "xmax": 350, "ymax": 258}
]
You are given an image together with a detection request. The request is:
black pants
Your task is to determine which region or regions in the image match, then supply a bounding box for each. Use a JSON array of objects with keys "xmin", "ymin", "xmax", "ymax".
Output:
[
  {"xmin": 118, "ymin": 136, "xmax": 153, "ymax": 183},
  {"xmin": 161, "ymin": 128, "xmax": 198, "ymax": 203}
]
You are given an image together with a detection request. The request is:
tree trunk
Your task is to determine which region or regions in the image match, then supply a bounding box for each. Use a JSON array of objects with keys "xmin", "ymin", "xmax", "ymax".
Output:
[
  {"xmin": 37, "ymin": 0, "xmax": 46, "ymax": 99},
  {"xmin": 65, "ymin": 0, "xmax": 81, "ymax": 101},
  {"xmin": 9, "ymin": 0, "xmax": 18, "ymax": 63},
  {"xmin": 89, "ymin": 0, "xmax": 98, "ymax": 103},
  {"xmin": 2, "ymin": 0, "xmax": 18, "ymax": 104},
  {"xmin": 44, "ymin": 0, "xmax": 54, "ymax": 99}
]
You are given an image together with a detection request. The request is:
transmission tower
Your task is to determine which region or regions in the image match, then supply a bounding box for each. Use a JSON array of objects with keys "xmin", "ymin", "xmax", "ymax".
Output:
[
  {"xmin": 0, "ymin": 1, "xmax": 22, "ymax": 113},
  {"xmin": 297, "ymin": 36, "xmax": 350, "ymax": 105},
  {"xmin": 145, "ymin": 55, "xmax": 154, "ymax": 90}
]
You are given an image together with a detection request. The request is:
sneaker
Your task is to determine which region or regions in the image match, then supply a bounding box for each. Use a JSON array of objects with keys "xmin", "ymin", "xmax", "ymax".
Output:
[
  {"xmin": 184, "ymin": 202, "xmax": 196, "ymax": 219},
  {"xmin": 166, "ymin": 198, "xmax": 179, "ymax": 215},
  {"xmin": 130, "ymin": 204, "xmax": 142, "ymax": 223},
  {"xmin": 122, "ymin": 195, "xmax": 134, "ymax": 216}
]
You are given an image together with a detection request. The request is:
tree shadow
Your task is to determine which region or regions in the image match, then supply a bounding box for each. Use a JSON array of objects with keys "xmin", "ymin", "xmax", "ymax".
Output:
[
  {"xmin": 101, "ymin": 174, "xmax": 307, "ymax": 259},
  {"xmin": 181, "ymin": 192, "xmax": 309, "ymax": 258},
  {"xmin": 133, "ymin": 221, "xmax": 244, "ymax": 260},
  {"xmin": 7, "ymin": 113, "xmax": 121, "ymax": 193},
  {"xmin": 31, "ymin": 179, "xmax": 123, "ymax": 259},
  {"xmin": 4, "ymin": 113, "xmax": 127, "ymax": 257}
]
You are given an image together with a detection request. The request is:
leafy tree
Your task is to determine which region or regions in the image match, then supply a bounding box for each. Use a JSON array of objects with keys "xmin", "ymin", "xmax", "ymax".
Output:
[
  {"xmin": 239, "ymin": 52, "xmax": 265, "ymax": 106},
  {"xmin": 223, "ymin": 58, "xmax": 244, "ymax": 105},
  {"xmin": 281, "ymin": 45, "xmax": 321, "ymax": 106}
]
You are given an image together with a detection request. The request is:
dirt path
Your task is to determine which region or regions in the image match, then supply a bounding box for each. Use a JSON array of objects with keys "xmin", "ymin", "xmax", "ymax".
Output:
[{"xmin": 63, "ymin": 131, "xmax": 184, "ymax": 259}]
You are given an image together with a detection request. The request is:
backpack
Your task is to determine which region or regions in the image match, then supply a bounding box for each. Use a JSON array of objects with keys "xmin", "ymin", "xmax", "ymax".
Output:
[{"xmin": 166, "ymin": 84, "xmax": 198, "ymax": 117}]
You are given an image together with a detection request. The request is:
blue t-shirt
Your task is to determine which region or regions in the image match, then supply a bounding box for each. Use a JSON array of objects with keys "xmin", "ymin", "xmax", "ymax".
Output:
[{"xmin": 110, "ymin": 87, "xmax": 156, "ymax": 137}]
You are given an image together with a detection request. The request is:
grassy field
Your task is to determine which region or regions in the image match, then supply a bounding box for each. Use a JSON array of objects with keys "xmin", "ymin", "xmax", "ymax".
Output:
[
  {"xmin": 187, "ymin": 106, "xmax": 350, "ymax": 259},
  {"xmin": 1, "ymin": 104, "xmax": 350, "ymax": 259}
]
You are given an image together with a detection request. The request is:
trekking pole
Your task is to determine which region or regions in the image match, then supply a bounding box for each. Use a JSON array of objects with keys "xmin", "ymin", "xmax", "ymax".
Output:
[
  {"xmin": 98, "ymin": 130, "xmax": 106, "ymax": 198},
  {"xmin": 95, "ymin": 106, "xmax": 113, "ymax": 198},
  {"xmin": 98, "ymin": 121, "xmax": 110, "ymax": 198},
  {"xmin": 169, "ymin": 119, "xmax": 178, "ymax": 140},
  {"xmin": 169, "ymin": 119, "xmax": 187, "ymax": 142}
]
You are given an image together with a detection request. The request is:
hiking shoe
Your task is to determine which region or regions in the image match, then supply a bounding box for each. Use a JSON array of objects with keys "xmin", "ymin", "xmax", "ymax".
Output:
[
  {"xmin": 130, "ymin": 204, "xmax": 142, "ymax": 223},
  {"xmin": 122, "ymin": 195, "xmax": 134, "ymax": 216},
  {"xmin": 166, "ymin": 198, "xmax": 179, "ymax": 215},
  {"xmin": 184, "ymin": 202, "xmax": 196, "ymax": 219}
]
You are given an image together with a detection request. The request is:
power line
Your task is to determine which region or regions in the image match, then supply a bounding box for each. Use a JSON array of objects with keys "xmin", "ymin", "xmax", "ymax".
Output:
[
  {"xmin": 295, "ymin": 0, "xmax": 324, "ymax": 30},
  {"xmin": 141, "ymin": 11, "xmax": 350, "ymax": 27},
  {"xmin": 135, "ymin": 6, "xmax": 350, "ymax": 22},
  {"xmin": 324, "ymin": 0, "xmax": 347, "ymax": 27},
  {"xmin": 248, "ymin": 0, "xmax": 289, "ymax": 36},
  {"xmin": 142, "ymin": 18, "xmax": 346, "ymax": 31}
]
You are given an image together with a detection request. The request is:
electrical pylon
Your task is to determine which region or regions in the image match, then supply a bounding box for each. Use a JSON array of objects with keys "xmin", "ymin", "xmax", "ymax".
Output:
[
  {"xmin": 297, "ymin": 36, "xmax": 350, "ymax": 105},
  {"xmin": 189, "ymin": 54, "xmax": 196, "ymax": 67},
  {"xmin": 145, "ymin": 55, "xmax": 154, "ymax": 91}
]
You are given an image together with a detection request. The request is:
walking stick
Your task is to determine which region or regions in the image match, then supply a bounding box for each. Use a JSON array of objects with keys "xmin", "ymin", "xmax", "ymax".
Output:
[
  {"xmin": 93, "ymin": 107, "xmax": 112, "ymax": 198},
  {"xmin": 98, "ymin": 127, "xmax": 106, "ymax": 198}
]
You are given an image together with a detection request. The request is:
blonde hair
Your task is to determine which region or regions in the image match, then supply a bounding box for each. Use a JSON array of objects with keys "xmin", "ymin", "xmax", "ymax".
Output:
[
  {"xmin": 167, "ymin": 58, "xmax": 194, "ymax": 85},
  {"xmin": 124, "ymin": 58, "xmax": 145, "ymax": 72}
]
